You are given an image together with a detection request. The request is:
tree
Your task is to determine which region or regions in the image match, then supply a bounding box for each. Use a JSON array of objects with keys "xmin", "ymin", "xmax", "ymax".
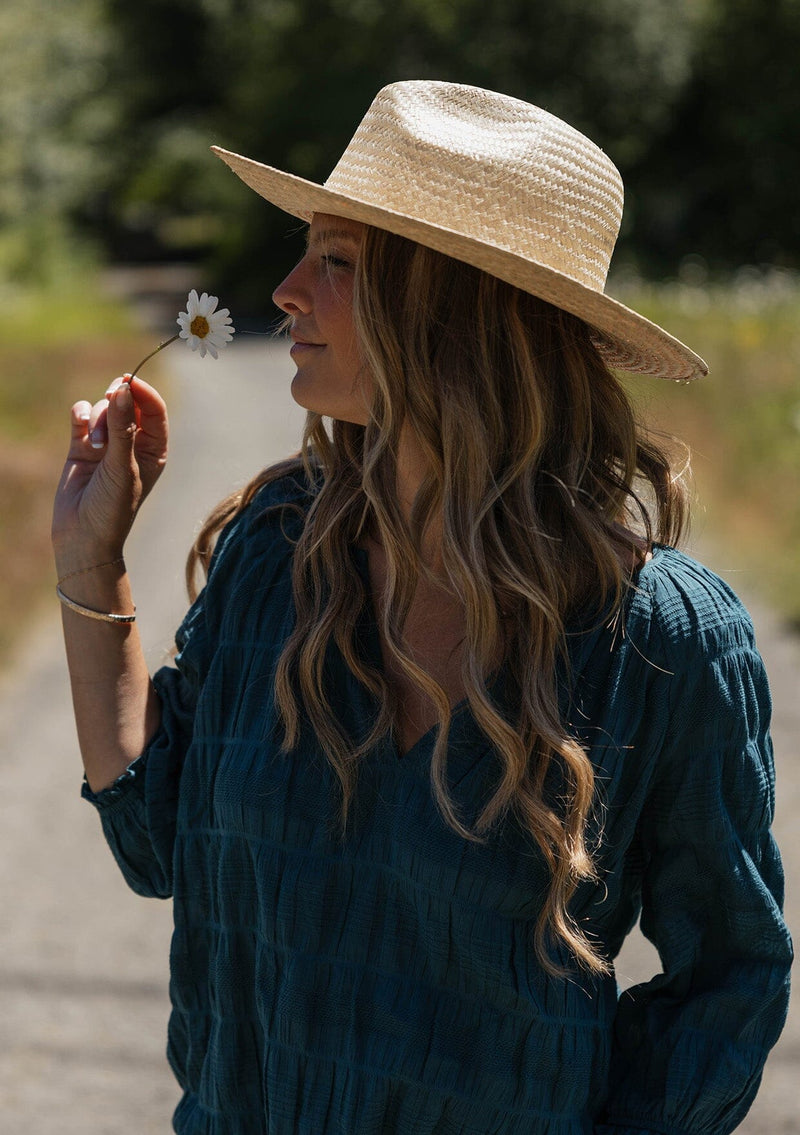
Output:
[
  {"xmin": 630, "ymin": 0, "xmax": 800, "ymax": 272},
  {"xmin": 0, "ymin": 0, "xmax": 119, "ymax": 282}
]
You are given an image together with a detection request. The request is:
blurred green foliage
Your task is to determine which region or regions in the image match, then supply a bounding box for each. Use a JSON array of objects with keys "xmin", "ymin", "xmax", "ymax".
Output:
[
  {"xmin": 0, "ymin": 0, "xmax": 120, "ymax": 284},
  {"xmin": 630, "ymin": 0, "xmax": 800, "ymax": 273},
  {"xmin": 620, "ymin": 270, "xmax": 800, "ymax": 620},
  {"xmin": 2, "ymin": 0, "xmax": 798, "ymax": 311}
]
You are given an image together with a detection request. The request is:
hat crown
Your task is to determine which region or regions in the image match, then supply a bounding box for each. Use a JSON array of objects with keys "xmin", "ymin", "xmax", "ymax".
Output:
[{"xmin": 324, "ymin": 81, "xmax": 624, "ymax": 293}]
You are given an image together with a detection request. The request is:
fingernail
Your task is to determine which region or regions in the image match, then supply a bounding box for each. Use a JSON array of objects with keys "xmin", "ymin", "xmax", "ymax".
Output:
[
  {"xmin": 78, "ymin": 411, "xmax": 91, "ymax": 422},
  {"xmin": 115, "ymin": 383, "xmax": 132, "ymax": 408},
  {"xmin": 90, "ymin": 430, "xmax": 105, "ymax": 449}
]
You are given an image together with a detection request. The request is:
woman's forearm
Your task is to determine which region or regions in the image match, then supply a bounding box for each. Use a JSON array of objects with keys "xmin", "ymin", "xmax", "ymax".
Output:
[{"xmin": 56, "ymin": 558, "xmax": 161, "ymax": 792}]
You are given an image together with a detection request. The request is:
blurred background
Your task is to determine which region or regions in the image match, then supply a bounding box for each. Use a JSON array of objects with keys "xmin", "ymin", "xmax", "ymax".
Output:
[
  {"xmin": 0, "ymin": 2, "xmax": 798, "ymax": 1130},
  {"xmin": 1, "ymin": 0, "xmax": 799, "ymax": 660}
]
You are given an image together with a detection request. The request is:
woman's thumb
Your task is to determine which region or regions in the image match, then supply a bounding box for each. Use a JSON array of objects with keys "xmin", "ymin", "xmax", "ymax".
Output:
[{"xmin": 105, "ymin": 381, "xmax": 138, "ymax": 459}]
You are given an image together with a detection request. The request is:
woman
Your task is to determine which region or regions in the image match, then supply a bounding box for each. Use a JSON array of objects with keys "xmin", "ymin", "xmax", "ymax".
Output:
[{"xmin": 52, "ymin": 82, "xmax": 790, "ymax": 1134}]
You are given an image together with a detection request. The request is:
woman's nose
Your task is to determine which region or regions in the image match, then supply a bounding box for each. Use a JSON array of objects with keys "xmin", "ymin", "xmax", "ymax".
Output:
[{"xmin": 272, "ymin": 258, "xmax": 311, "ymax": 315}]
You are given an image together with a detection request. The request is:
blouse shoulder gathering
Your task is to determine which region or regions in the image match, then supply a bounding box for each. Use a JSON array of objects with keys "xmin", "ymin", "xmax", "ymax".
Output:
[{"xmin": 631, "ymin": 544, "xmax": 758, "ymax": 656}]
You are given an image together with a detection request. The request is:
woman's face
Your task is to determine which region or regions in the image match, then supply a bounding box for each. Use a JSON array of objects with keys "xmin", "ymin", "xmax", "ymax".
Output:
[{"xmin": 272, "ymin": 213, "xmax": 369, "ymax": 424}]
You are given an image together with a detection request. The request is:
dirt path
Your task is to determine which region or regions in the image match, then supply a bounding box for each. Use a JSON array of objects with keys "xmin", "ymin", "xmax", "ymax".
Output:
[{"xmin": 0, "ymin": 341, "xmax": 795, "ymax": 1132}]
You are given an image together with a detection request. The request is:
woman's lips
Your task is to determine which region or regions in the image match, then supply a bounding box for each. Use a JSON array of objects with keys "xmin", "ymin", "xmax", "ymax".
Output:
[
  {"xmin": 288, "ymin": 331, "xmax": 322, "ymax": 354},
  {"xmin": 290, "ymin": 336, "xmax": 325, "ymax": 358}
]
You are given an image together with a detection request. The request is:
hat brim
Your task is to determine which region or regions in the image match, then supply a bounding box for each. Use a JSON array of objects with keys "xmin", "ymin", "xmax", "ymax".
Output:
[{"xmin": 213, "ymin": 146, "xmax": 707, "ymax": 382}]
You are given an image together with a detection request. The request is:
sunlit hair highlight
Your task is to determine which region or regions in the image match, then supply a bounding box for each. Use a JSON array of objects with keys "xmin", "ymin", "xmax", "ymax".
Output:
[{"xmin": 187, "ymin": 224, "xmax": 688, "ymax": 976}]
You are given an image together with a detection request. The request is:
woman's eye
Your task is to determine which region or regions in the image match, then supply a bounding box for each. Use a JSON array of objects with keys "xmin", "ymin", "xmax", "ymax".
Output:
[{"xmin": 321, "ymin": 253, "xmax": 353, "ymax": 270}]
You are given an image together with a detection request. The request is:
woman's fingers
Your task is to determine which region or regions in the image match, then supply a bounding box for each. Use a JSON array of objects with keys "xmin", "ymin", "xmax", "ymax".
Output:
[
  {"xmin": 124, "ymin": 374, "xmax": 168, "ymax": 429},
  {"xmin": 72, "ymin": 377, "xmax": 133, "ymax": 452},
  {"xmin": 61, "ymin": 374, "xmax": 169, "ymax": 503},
  {"xmin": 70, "ymin": 401, "xmax": 92, "ymax": 438},
  {"xmin": 88, "ymin": 397, "xmax": 110, "ymax": 450},
  {"xmin": 88, "ymin": 375, "xmax": 168, "ymax": 503},
  {"xmin": 66, "ymin": 399, "xmax": 107, "ymax": 460},
  {"xmin": 105, "ymin": 380, "xmax": 138, "ymax": 458},
  {"xmin": 55, "ymin": 374, "xmax": 170, "ymax": 561},
  {"xmin": 105, "ymin": 376, "xmax": 128, "ymax": 398},
  {"xmin": 122, "ymin": 376, "xmax": 169, "ymax": 494}
]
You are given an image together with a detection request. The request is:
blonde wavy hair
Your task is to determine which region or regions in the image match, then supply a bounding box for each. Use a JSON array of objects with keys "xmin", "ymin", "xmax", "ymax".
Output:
[{"xmin": 188, "ymin": 224, "xmax": 688, "ymax": 975}]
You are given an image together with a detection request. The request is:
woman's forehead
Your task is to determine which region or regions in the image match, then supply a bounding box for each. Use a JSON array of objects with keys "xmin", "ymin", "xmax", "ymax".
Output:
[{"xmin": 308, "ymin": 213, "xmax": 365, "ymax": 244}]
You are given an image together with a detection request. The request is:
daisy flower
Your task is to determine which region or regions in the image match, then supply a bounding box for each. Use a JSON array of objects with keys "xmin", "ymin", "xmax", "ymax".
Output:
[
  {"xmin": 127, "ymin": 289, "xmax": 235, "ymax": 380},
  {"xmin": 176, "ymin": 289, "xmax": 235, "ymax": 359}
]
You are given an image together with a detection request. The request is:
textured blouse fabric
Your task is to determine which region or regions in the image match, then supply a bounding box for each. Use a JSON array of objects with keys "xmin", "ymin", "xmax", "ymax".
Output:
[{"xmin": 83, "ymin": 475, "xmax": 791, "ymax": 1135}]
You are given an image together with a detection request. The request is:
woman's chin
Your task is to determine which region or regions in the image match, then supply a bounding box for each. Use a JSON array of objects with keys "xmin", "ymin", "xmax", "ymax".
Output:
[{"xmin": 290, "ymin": 376, "xmax": 369, "ymax": 425}]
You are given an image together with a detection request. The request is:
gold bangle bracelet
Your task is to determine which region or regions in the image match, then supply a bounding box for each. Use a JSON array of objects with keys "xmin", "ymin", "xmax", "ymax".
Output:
[{"xmin": 56, "ymin": 584, "xmax": 136, "ymax": 624}]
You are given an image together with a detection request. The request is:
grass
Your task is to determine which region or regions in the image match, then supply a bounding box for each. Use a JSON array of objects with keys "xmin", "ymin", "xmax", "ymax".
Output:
[
  {"xmin": 618, "ymin": 271, "xmax": 800, "ymax": 625},
  {"xmin": 0, "ymin": 273, "xmax": 159, "ymax": 665}
]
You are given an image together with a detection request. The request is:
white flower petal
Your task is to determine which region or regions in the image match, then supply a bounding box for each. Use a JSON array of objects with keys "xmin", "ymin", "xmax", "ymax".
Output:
[{"xmin": 176, "ymin": 289, "xmax": 235, "ymax": 359}]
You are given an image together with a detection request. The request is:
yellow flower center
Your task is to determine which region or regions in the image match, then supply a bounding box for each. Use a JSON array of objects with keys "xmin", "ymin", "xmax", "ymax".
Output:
[{"xmin": 190, "ymin": 315, "xmax": 210, "ymax": 338}]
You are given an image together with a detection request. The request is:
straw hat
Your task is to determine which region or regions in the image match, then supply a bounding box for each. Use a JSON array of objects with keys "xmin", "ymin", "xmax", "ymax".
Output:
[{"xmin": 213, "ymin": 81, "xmax": 707, "ymax": 382}]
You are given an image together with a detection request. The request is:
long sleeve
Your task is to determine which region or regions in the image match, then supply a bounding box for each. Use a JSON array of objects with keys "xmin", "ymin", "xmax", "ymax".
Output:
[
  {"xmin": 79, "ymin": 487, "xmax": 275, "ymax": 898},
  {"xmin": 80, "ymin": 586, "xmax": 209, "ymax": 898},
  {"xmin": 80, "ymin": 472, "xmax": 311, "ymax": 900},
  {"xmin": 597, "ymin": 565, "xmax": 792, "ymax": 1134}
]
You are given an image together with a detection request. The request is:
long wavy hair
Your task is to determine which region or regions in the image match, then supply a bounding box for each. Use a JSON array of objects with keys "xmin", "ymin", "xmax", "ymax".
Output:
[{"xmin": 187, "ymin": 224, "xmax": 689, "ymax": 975}]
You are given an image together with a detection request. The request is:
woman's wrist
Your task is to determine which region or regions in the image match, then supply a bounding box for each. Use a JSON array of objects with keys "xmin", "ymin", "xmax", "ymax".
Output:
[
  {"xmin": 53, "ymin": 541, "xmax": 127, "ymax": 582},
  {"xmin": 57, "ymin": 556, "xmax": 126, "ymax": 585},
  {"xmin": 55, "ymin": 557, "xmax": 131, "ymax": 610}
]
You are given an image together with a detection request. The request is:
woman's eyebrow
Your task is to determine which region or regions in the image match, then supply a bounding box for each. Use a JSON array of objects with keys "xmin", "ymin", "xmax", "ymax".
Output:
[{"xmin": 306, "ymin": 228, "xmax": 362, "ymax": 248}]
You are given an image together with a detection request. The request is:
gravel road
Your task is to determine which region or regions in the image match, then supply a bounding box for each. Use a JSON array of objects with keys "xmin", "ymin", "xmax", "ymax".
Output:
[{"xmin": 0, "ymin": 340, "xmax": 796, "ymax": 1132}]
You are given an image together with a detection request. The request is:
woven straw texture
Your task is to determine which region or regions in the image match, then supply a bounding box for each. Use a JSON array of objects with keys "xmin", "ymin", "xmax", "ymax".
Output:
[{"xmin": 214, "ymin": 81, "xmax": 707, "ymax": 381}]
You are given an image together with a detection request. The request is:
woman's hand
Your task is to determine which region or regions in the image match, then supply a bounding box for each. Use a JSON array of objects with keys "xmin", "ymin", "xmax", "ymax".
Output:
[
  {"xmin": 52, "ymin": 375, "xmax": 168, "ymax": 573},
  {"xmin": 51, "ymin": 374, "xmax": 167, "ymax": 791}
]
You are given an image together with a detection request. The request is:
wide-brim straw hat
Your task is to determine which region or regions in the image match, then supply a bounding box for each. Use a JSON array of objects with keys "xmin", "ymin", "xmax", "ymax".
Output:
[{"xmin": 213, "ymin": 81, "xmax": 707, "ymax": 382}]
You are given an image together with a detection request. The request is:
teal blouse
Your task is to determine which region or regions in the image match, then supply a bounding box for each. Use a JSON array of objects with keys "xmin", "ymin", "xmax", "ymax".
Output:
[{"xmin": 84, "ymin": 474, "xmax": 791, "ymax": 1135}]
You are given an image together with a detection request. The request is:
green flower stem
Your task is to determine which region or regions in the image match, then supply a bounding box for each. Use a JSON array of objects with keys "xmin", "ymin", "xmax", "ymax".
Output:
[{"xmin": 126, "ymin": 333, "xmax": 181, "ymax": 382}]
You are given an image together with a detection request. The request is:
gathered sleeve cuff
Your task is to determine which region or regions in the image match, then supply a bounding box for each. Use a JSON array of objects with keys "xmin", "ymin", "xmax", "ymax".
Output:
[{"xmin": 599, "ymin": 562, "xmax": 793, "ymax": 1134}]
